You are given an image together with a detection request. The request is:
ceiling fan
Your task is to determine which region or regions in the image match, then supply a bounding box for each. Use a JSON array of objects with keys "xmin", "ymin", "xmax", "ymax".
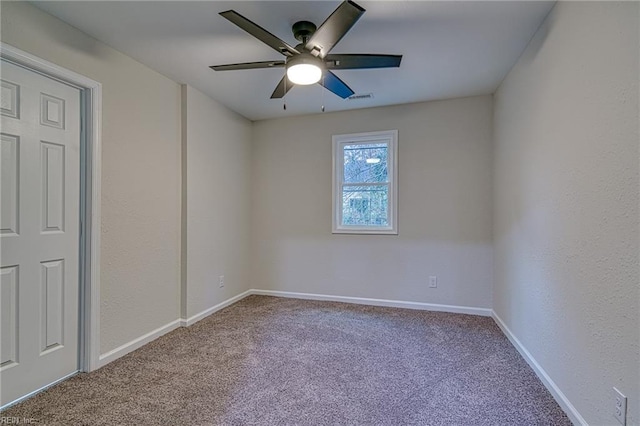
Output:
[{"xmin": 210, "ymin": 0, "xmax": 402, "ymax": 100}]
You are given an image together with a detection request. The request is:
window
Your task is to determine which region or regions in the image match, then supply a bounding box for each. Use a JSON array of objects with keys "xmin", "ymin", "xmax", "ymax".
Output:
[{"xmin": 332, "ymin": 130, "xmax": 398, "ymax": 234}]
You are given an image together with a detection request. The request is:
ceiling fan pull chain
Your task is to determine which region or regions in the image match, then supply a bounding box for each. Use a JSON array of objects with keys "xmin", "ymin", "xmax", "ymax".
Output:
[
  {"xmin": 321, "ymin": 74, "xmax": 325, "ymax": 112},
  {"xmin": 283, "ymin": 71, "xmax": 287, "ymax": 110}
]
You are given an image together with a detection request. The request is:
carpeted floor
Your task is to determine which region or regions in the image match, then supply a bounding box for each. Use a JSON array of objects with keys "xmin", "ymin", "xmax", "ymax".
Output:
[{"xmin": 3, "ymin": 295, "xmax": 570, "ymax": 425}]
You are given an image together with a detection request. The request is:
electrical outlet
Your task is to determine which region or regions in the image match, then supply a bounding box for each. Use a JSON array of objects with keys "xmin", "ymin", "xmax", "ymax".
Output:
[
  {"xmin": 219, "ymin": 275, "xmax": 224, "ymax": 288},
  {"xmin": 428, "ymin": 276, "xmax": 437, "ymax": 288},
  {"xmin": 613, "ymin": 387, "xmax": 627, "ymax": 425}
]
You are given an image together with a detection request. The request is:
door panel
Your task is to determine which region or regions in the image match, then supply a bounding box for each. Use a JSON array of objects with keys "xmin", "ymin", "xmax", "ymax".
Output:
[
  {"xmin": 40, "ymin": 259, "xmax": 65, "ymax": 353},
  {"xmin": 0, "ymin": 134, "xmax": 19, "ymax": 236},
  {"xmin": 40, "ymin": 141, "xmax": 66, "ymax": 233},
  {"xmin": 0, "ymin": 265, "xmax": 18, "ymax": 368},
  {"xmin": 0, "ymin": 59, "xmax": 81, "ymax": 406}
]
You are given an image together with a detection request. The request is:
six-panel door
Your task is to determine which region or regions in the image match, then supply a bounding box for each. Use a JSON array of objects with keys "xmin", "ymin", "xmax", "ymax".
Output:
[{"xmin": 1, "ymin": 59, "xmax": 81, "ymax": 406}]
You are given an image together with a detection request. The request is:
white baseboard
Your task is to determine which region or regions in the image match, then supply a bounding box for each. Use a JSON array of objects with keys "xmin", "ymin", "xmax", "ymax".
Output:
[
  {"xmin": 491, "ymin": 311, "xmax": 587, "ymax": 426},
  {"xmin": 249, "ymin": 289, "xmax": 492, "ymax": 317},
  {"xmin": 180, "ymin": 290, "xmax": 252, "ymax": 327},
  {"xmin": 95, "ymin": 289, "xmax": 490, "ymax": 371},
  {"xmin": 97, "ymin": 290, "xmax": 254, "ymax": 368},
  {"xmin": 97, "ymin": 319, "xmax": 182, "ymax": 368}
]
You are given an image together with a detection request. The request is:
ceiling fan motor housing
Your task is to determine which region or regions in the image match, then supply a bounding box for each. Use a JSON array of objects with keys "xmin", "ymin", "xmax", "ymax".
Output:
[{"xmin": 286, "ymin": 53, "xmax": 323, "ymax": 69}]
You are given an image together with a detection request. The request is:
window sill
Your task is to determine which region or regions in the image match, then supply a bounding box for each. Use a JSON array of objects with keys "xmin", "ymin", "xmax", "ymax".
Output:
[{"xmin": 332, "ymin": 227, "xmax": 398, "ymax": 235}]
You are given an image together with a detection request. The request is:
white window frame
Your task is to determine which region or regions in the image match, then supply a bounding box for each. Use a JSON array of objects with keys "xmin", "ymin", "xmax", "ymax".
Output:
[{"xmin": 332, "ymin": 130, "xmax": 398, "ymax": 234}]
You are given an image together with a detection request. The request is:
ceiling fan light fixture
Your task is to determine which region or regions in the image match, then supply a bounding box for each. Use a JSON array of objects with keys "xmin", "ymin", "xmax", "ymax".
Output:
[
  {"xmin": 286, "ymin": 54, "xmax": 323, "ymax": 85},
  {"xmin": 212, "ymin": 1, "xmax": 402, "ymax": 101}
]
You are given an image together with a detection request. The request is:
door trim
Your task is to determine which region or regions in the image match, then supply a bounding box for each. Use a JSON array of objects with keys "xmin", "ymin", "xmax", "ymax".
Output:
[{"xmin": 1, "ymin": 42, "xmax": 102, "ymax": 373}]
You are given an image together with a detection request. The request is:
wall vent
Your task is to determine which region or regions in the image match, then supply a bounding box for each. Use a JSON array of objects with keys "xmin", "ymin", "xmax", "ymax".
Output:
[{"xmin": 348, "ymin": 93, "xmax": 374, "ymax": 100}]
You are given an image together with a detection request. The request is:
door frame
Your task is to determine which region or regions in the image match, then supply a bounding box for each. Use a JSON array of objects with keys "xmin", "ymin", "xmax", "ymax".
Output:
[{"xmin": 1, "ymin": 43, "xmax": 102, "ymax": 373}]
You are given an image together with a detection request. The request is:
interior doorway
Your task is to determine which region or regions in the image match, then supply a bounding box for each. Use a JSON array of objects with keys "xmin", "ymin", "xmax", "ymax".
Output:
[{"xmin": 0, "ymin": 43, "xmax": 102, "ymax": 409}]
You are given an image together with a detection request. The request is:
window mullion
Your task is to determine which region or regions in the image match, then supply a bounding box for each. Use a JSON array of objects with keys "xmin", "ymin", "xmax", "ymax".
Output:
[{"xmin": 342, "ymin": 182, "xmax": 388, "ymax": 187}]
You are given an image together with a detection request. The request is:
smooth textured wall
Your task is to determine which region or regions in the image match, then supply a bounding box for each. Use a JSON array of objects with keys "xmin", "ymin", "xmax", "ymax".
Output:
[
  {"xmin": 251, "ymin": 96, "xmax": 493, "ymax": 309},
  {"xmin": 182, "ymin": 85, "xmax": 252, "ymax": 318},
  {"xmin": 1, "ymin": 2, "xmax": 182, "ymax": 354},
  {"xmin": 493, "ymin": 2, "xmax": 639, "ymax": 424}
]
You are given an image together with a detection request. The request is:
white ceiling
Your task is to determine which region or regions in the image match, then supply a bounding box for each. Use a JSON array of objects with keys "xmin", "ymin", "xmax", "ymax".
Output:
[{"xmin": 33, "ymin": 1, "xmax": 554, "ymax": 121}]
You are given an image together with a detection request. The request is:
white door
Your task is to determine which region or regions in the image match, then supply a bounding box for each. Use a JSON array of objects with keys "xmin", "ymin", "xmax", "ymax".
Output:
[{"xmin": 0, "ymin": 59, "xmax": 81, "ymax": 406}]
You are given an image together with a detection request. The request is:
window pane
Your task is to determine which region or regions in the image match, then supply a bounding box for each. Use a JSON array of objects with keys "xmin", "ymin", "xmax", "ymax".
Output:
[
  {"xmin": 343, "ymin": 143, "xmax": 388, "ymax": 183},
  {"xmin": 342, "ymin": 185, "xmax": 389, "ymax": 226}
]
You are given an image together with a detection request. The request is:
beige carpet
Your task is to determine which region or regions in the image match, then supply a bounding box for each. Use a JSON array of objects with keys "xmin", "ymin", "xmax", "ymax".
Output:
[{"xmin": 3, "ymin": 295, "xmax": 570, "ymax": 425}]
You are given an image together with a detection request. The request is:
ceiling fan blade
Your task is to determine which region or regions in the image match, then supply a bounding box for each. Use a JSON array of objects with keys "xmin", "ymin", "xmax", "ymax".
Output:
[
  {"xmin": 320, "ymin": 71, "xmax": 355, "ymax": 99},
  {"xmin": 270, "ymin": 76, "xmax": 295, "ymax": 99},
  {"xmin": 325, "ymin": 54, "xmax": 402, "ymax": 70},
  {"xmin": 305, "ymin": 1, "xmax": 365, "ymax": 59},
  {"xmin": 210, "ymin": 61, "xmax": 285, "ymax": 71},
  {"xmin": 220, "ymin": 10, "xmax": 299, "ymax": 57}
]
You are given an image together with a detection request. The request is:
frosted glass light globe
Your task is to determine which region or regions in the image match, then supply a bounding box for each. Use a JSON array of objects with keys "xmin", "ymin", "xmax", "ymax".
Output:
[
  {"xmin": 286, "ymin": 53, "xmax": 324, "ymax": 85},
  {"xmin": 287, "ymin": 63, "xmax": 322, "ymax": 85}
]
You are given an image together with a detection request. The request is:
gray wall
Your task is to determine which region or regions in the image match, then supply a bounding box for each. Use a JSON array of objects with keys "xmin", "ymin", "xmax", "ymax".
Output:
[
  {"xmin": 182, "ymin": 85, "xmax": 252, "ymax": 319},
  {"xmin": 493, "ymin": 2, "xmax": 639, "ymax": 424},
  {"xmin": 251, "ymin": 96, "xmax": 494, "ymax": 309}
]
